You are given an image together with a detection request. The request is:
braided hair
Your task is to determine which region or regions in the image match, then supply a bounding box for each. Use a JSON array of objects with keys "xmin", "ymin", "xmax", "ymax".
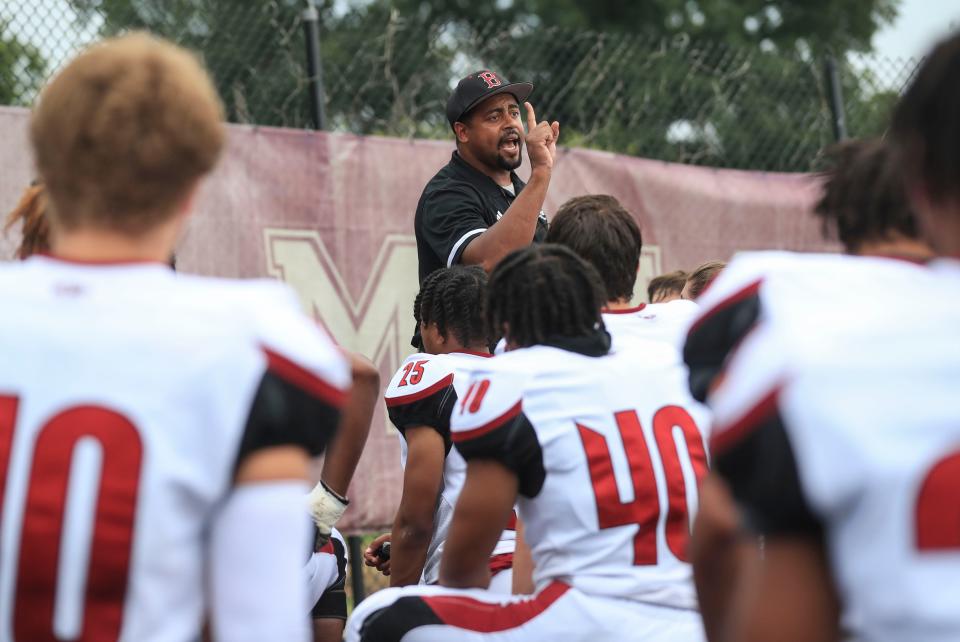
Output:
[
  {"xmin": 4, "ymin": 182, "xmax": 50, "ymax": 260},
  {"xmin": 416, "ymin": 265, "xmax": 489, "ymax": 348},
  {"xmin": 487, "ymin": 244, "xmax": 606, "ymax": 348}
]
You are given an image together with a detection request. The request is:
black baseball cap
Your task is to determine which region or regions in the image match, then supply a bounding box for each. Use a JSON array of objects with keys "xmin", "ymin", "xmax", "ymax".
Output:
[{"xmin": 446, "ymin": 70, "xmax": 534, "ymax": 130}]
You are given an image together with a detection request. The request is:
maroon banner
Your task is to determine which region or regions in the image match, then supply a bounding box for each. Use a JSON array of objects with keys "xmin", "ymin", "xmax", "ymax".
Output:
[{"xmin": 0, "ymin": 106, "xmax": 833, "ymax": 531}]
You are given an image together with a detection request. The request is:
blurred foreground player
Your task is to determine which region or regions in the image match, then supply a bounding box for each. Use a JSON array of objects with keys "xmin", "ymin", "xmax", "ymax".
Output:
[
  {"xmin": 365, "ymin": 266, "xmax": 516, "ymax": 592},
  {"xmin": 682, "ymin": 49, "xmax": 960, "ymax": 642},
  {"xmin": 347, "ymin": 245, "xmax": 708, "ymax": 642},
  {"xmin": 0, "ymin": 34, "xmax": 349, "ymax": 641}
]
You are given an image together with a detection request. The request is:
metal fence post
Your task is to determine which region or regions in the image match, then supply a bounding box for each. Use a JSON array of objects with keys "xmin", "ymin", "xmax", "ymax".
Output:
[
  {"xmin": 824, "ymin": 55, "xmax": 848, "ymax": 141},
  {"xmin": 302, "ymin": 0, "xmax": 327, "ymax": 130},
  {"xmin": 348, "ymin": 535, "xmax": 367, "ymax": 604}
]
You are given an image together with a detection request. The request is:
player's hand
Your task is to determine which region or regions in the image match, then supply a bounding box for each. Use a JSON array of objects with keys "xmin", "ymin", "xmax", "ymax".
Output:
[
  {"xmin": 524, "ymin": 102, "xmax": 560, "ymax": 172},
  {"xmin": 364, "ymin": 532, "xmax": 392, "ymax": 576}
]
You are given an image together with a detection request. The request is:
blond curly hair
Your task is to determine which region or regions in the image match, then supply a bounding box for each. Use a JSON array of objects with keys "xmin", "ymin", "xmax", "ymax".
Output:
[{"xmin": 30, "ymin": 33, "xmax": 225, "ymax": 235}]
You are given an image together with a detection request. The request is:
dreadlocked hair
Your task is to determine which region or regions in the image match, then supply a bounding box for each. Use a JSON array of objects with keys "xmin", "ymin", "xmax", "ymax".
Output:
[
  {"xmin": 813, "ymin": 139, "xmax": 919, "ymax": 253},
  {"xmin": 4, "ymin": 183, "xmax": 50, "ymax": 260},
  {"xmin": 487, "ymin": 244, "xmax": 606, "ymax": 349},
  {"xmin": 417, "ymin": 265, "xmax": 489, "ymax": 347}
]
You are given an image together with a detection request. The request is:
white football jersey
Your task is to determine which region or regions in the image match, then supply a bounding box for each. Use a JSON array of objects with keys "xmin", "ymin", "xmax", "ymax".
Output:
[
  {"xmin": 0, "ymin": 256, "xmax": 350, "ymax": 641},
  {"xmin": 492, "ymin": 300, "xmax": 699, "ymax": 357},
  {"xmin": 686, "ymin": 251, "xmax": 960, "ymax": 642},
  {"xmin": 602, "ymin": 300, "xmax": 700, "ymax": 350},
  {"xmin": 384, "ymin": 351, "xmax": 515, "ymax": 585},
  {"xmin": 450, "ymin": 341, "xmax": 710, "ymax": 609}
]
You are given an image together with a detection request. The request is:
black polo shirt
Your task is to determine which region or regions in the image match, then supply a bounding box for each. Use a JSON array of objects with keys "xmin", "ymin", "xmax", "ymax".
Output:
[{"xmin": 415, "ymin": 151, "xmax": 548, "ymax": 282}]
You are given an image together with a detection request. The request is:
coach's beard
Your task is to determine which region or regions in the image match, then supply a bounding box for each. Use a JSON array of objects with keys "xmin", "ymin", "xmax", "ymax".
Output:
[{"xmin": 496, "ymin": 142, "xmax": 523, "ymax": 171}]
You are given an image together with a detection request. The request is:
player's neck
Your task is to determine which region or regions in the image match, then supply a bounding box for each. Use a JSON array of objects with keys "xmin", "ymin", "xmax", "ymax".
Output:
[
  {"xmin": 439, "ymin": 341, "xmax": 490, "ymax": 356},
  {"xmin": 603, "ymin": 298, "xmax": 637, "ymax": 311},
  {"xmin": 457, "ymin": 147, "xmax": 511, "ymax": 186},
  {"xmin": 51, "ymin": 221, "xmax": 180, "ymax": 265},
  {"xmin": 855, "ymin": 236, "xmax": 935, "ymax": 263}
]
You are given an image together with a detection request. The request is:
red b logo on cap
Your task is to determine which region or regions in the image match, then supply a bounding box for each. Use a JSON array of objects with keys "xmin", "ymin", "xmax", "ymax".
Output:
[{"xmin": 478, "ymin": 71, "xmax": 502, "ymax": 89}]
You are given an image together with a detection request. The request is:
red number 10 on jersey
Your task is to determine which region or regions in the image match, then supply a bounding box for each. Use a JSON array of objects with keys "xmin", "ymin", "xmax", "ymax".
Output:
[
  {"xmin": 578, "ymin": 406, "xmax": 708, "ymax": 565},
  {"xmin": 0, "ymin": 395, "xmax": 141, "ymax": 640}
]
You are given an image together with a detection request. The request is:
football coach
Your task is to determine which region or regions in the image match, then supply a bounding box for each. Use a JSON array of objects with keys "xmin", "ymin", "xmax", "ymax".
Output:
[{"xmin": 414, "ymin": 70, "xmax": 560, "ymax": 282}]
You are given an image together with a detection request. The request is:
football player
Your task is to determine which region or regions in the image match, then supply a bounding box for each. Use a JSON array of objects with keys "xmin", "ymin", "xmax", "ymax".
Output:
[
  {"xmin": 0, "ymin": 34, "xmax": 349, "ymax": 640},
  {"xmin": 683, "ymin": 50, "xmax": 957, "ymax": 642},
  {"xmin": 306, "ymin": 527, "xmax": 351, "ymax": 642},
  {"xmin": 518, "ymin": 193, "xmax": 709, "ymax": 600},
  {"xmin": 346, "ymin": 245, "xmax": 708, "ymax": 642},
  {"xmin": 546, "ymin": 194, "xmax": 701, "ymax": 349},
  {"xmin": 648, "ymin": 270, "xmax": 688, "ymax": 304},
  {"xmin": 364, "ymin": 266, "xmax": 516, "ymax": 592},
  {"xmin": 4, "ymin": 174, "xmax": 379, "ymax": 642}
]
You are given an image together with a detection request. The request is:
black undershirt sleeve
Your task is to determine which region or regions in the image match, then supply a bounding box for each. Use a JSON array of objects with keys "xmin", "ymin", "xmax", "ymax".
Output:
[
  {"xmin": 234, "ymin": 370, "xmax": 342, "ymax": 475},
  {"xmin": 683, "ymin": 281, "xmax": 762, "ymax": 402},
  {"xmin": 713, "ymin": 398, "xmax": 824, "ymax": 537},
  {"xmin": 454, "ymin": 412, "xmax": 546, "ymax": 498},
  {"xmin": 387, "ymin": 385, "xmax": 457, "ymax": 455}
]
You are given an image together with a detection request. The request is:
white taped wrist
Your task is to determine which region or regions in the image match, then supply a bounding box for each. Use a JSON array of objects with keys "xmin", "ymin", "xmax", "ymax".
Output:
[{"xmin": 307, "ymin": 480, "xmax": 348, "ymax": 538}]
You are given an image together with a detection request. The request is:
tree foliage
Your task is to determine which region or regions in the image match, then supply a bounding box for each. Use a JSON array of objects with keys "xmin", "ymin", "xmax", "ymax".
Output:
[
  {"xmin": 0, "ymin": 19, "xmax": 46, "ymax": 107},
  {"xmin": 62, "ymin": 0, "xmax": 904, "ymax": 170}
]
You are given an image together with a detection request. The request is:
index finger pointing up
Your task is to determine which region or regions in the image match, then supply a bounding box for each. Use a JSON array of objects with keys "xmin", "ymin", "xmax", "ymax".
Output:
[{"xmin": 524, "ymin": 102, "xmax": 537, "ymax": 132}]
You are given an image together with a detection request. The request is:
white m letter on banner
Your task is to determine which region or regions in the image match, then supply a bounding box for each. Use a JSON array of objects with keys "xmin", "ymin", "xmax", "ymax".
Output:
[{"xmin": 264, "ymin": 230, "xmax": 420, "ymax": 376}]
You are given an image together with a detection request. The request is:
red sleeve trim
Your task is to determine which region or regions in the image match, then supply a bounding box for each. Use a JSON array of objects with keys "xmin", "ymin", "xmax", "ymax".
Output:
[
  {"xmin": 710, "ymin": 385, "xmax": 782, "ymax": 455},
  {"xmin": 318, "ymin": 539, "xmax": 336, "ymax": 555},
  {"xmin": 262, "ymin": 347, "xmax": 347, "ymax": 408},
  {"xmin": 601, "ymin": 303, "xmax": 647, "ymax": 314},
  {"xmin": 385, "ymin": 374, "xmax": 454, "ymax": 407},
  {"xmin": 423, "ymin": 580, "xmax": 568, "ymax": 632},
  {"xmin": 688, "ymin": 278, "xmax": 763, "ymax": 336},
  {"xmin": 452, "ymin": 401, "xmax": 523, "ymax": 443}
]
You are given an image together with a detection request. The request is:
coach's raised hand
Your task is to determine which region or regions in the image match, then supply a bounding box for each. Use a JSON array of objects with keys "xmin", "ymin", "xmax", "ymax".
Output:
[{"xmin": 524, "ymin": 102, "xmax": 561, "ymax": 171}]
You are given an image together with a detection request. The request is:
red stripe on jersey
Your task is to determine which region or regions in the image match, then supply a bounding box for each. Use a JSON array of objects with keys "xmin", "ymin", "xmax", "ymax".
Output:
[
  {"xmin": 262, "ymin": 347, "xmax": 347, "ymax": 408},
  {"xmin": 688, "ymin": 278, "xmax": 763, "ymax": 336},
  {"xmin": 601, "ymin": 303, "xmax": 647, "ymax": 314},
  {"xmin": 385, "ymin": 374, "xmax": 454, "ymax": 407},
  {"xmin": 423, "ymin": 581, "xmax": 568, "ymax": 632},
  {"xmin": 710, "ymin": 385, "xmax": 782, "ymax": 455},
  {"xmin": 452, "ymin": 401, "xmax": 522, "ymax": 443},
  {"xmin": 488, "ymin": 552, "xmax": 514, "ymax": 576}
]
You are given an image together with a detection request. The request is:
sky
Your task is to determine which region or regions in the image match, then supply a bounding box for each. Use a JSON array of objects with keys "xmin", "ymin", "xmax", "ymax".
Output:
[
  {"xmin": 5, "ymin": 0, "xmax": 960, "ymax": 77},
  {"xmin": 875, "ymin": 0, "xmax": 960, "ymax": 58}
]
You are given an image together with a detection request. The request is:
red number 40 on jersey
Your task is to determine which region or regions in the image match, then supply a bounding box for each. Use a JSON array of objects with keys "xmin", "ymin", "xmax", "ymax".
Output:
[{"xmin": 578, "ymin": 406, "xmax": 708, "ymax": 565}]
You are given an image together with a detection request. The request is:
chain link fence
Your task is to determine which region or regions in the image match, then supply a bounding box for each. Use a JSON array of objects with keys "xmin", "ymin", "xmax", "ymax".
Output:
[{"xmin": 0, "ymin": 0, "xmax": 920, "ymax": 172}]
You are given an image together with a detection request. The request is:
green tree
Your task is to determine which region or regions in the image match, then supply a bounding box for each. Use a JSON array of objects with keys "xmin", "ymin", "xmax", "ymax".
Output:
[
  {"xmin": 66, "ymin": 0, "xmax": 906, "ymax": 170},
  {"xmin": 0, "ymin": 19, "xmax": 46, "ymax": 107}
]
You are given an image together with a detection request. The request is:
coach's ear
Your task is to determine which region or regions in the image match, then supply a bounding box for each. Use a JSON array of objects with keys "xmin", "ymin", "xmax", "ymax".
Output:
[{"xmin": 454, "ymin": 121, "xmax": 470, "ymax": 145}]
